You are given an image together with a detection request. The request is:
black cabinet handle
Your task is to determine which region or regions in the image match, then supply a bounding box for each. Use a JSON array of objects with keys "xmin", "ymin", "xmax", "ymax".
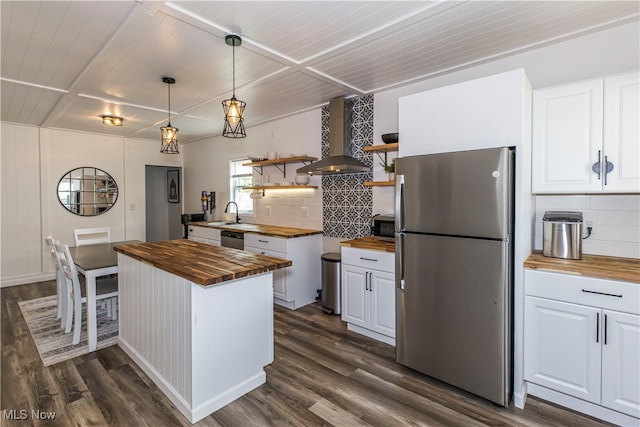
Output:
[
  {"xmin": 604, "ymin": 314, "xmax": 608, "ymax": 345},
  {"xmin": 592, "ymin": 150, "xmax": 602, "ymax": 180},
  {"xmin": 258, "ymin": 239, "xmax": 269, "ymax": 243},
  {"xmin": 365, "ymin": 272, "xmax": 369, "ymax": 291},
  {"xmin": 581, "ymin": 289, "xmax": 622, "ymax": 298},
  {"xmin": 360, "ymin": 257, "xmax": 378, "ymax": 262},
  {"xmin": 604, "ymin": 155, "xmax": 614, "ymax": 186},
  {"xmin": 596, "ymin": 312, "xmax": 600, "ymax": 343}
]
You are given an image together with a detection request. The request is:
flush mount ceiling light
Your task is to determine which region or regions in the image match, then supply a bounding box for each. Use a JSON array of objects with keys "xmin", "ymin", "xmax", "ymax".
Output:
[
  {"xmin": 101, "ymin": 115, "xmax": 123, "ymax": 126},
  {"xmin": 160, "ymin": 76, "xmax": 179, "ymax": 154},
  {"xmin": 222, "ymin": 34, "xmax": 246, "ymax": 138}
]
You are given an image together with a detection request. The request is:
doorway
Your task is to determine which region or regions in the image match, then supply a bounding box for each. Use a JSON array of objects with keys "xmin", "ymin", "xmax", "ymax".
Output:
[{"xmin": 145, "ymin": 165, "xmax": 182, "ymax": 242}]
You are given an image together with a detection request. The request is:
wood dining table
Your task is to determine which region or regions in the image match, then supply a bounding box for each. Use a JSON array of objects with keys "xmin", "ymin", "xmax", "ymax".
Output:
[{"xmin": 69, "ymin": 240, "xmax": 141, "ymax": 351}]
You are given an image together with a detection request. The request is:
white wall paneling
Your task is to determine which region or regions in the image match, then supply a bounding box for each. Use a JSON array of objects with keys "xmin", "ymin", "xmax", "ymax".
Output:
[
  {"xmin": 0, "ymin": 123, "xmax": 44, "ymax": 285},
  {"xmin": 0, "ymin": 123, "xmax": 182, "ymax": 287},
  {"xmin": 39, "ymin": 128, "xmax": 126, "ymax": 252}
]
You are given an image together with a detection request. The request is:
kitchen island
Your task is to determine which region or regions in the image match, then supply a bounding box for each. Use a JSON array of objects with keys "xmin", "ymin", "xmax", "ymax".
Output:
[{"xmin": 114, "ymin": 239, "xmax": 292, "ymax": 423}]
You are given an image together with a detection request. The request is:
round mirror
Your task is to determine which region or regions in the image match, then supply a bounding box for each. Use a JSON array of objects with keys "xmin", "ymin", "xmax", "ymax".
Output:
[{"xmin": 57, "ymin": 167, "xmax": 118, "ymax": 216}]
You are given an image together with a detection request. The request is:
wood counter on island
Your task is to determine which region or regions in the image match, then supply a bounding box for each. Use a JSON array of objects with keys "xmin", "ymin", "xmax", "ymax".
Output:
[{"xmin": 115, "ymin": 239, "xmax": 292, "ymax": 424}]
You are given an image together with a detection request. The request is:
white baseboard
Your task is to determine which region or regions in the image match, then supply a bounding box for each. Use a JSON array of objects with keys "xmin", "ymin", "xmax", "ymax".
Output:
[
  {"xmin": 274, "ymin": 298, "xmax": 296, "ymax": 310},
  {"xmin": 191, "ymin": 372, "xmax": 266, "ymax": 423},
  {"xmin": 513, "ymin": 382, "xmax": 527, "ymax": 409},
  {"xmin": 118, "ymin": 337, "xmax": 192, "ymax": 421},
  {"xmin": 347, "ymin": 323, "xmax": 395, "ymax": 346},
  {"xmin": 527, "ymin": 382, "xmax": 639, "ymax": 426},
  {"xmin": 1, "ymin": 273, "xmax": 55, "ymax": 288}
]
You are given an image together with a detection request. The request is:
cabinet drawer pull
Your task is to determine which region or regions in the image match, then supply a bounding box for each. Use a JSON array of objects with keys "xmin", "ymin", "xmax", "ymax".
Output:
[
  {"xmin": 596, "ymin": 312, "xmax": 599, "ymax": 343},
  {"xmin": 360, "ymin": 257, "xmax": 378, "ymax": 262},
  {"xmin": 258, "ymin": 239, "xmax": 269, "ymax": 243},
  {"xmin": 581, "ymin": 289, "xmax": 622, "ymax": 298}
]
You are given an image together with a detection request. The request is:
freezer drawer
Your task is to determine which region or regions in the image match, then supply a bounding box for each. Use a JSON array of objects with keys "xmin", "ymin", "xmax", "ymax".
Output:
[{"xmin": 396, "ymin": 232, "xmax": 512, "ymax": 406}]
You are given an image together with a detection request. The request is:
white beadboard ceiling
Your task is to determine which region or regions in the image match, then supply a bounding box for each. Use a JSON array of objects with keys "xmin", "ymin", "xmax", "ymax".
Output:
[{"xmin": 1, "ymin": 1, "xmax": 638, "ymax": 143}]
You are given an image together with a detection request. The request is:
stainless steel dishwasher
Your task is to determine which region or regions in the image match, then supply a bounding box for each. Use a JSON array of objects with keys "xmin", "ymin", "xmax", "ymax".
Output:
[{"xmin": 220, "ymin": 230, "xmax": 244, "ymax": 249}]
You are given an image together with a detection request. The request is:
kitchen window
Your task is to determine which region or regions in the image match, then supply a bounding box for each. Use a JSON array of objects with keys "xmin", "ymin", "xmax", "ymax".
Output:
[{"xmin": 229, "ymin": 159, "xmax": 253, "ymax": 215}]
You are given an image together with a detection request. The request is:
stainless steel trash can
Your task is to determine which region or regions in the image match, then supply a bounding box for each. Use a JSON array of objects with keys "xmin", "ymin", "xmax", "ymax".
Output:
[{"xmin": 321, "ymin": 252, "xmax": 341, "ymax": 314}]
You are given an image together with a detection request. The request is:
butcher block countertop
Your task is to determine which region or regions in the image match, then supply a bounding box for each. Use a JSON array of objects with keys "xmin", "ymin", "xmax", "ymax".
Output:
[
  {"xmin": 524, "ymin": 251, "xmax": 640, "ymax": 284},
  {"xmin": 114, "ymin": 239, "xmax": 292, "ymax": 286},
  {"xmin": 190, "ymin": 222, "xmax": 322, "ymax": 238},
  {"xmin": 340, "ymin": 237, "xmax": 395, "ymax": 253}
]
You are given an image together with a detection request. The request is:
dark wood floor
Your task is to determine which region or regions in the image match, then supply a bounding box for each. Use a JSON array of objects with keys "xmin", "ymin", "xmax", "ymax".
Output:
[{"xmin": 2, "ymin": 281, "xmax": 613, "ymax": 427}]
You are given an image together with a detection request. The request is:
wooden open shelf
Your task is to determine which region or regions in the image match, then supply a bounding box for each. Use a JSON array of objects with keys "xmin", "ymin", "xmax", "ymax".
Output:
[
  {"xmin": 365, "ymin": 142, "xmax": 398, "ymax": 187},
  {"xmin": 242, "ymin": 156, "xmax": 317, "ymax": 167},
  {"xmin": 364, "ymin": 142, "xmax": 398, "ymax": 153},
  {"xmin": 364, "ymin": 180, "xmax": 395, "ymax": 187},
  {"xmin": 243, "ymin": 185, "xmax": 318, "ymax": 190}
]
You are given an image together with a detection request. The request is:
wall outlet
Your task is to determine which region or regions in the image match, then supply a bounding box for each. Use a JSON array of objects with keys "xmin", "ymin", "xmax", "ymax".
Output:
[
  {"xmin": 265, "ymin": 206, "xmax": 271, "ymax": 216},
  {"xmin": 301, "ymin": 206, "xmax": 308, "ymax": 217},
  {"xmin": 130, "ymin": 203, "xmax": 136, "ymax": 211},
  {"xmin": 585, "ymin": 218, "xmax": 596, "ymax": 235}
]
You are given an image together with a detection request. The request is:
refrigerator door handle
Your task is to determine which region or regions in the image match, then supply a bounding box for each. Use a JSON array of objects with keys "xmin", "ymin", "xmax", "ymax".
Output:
[
  {"xmin": 396, "ymin": 233, "xmax": 405, "ymax": 290},
  {"xmin": 395, "ymin": 174, "xmax": 405, "ymax": 232}
]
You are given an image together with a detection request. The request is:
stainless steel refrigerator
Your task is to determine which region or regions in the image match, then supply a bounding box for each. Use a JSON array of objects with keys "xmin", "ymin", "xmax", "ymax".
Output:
[{"xmin": 395, "ymin": 146, "xmax": 514, "ymax": 407}]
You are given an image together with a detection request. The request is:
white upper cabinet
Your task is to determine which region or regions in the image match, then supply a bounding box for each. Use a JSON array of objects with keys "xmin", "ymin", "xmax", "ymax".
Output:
[
  {"xmin": 532, "ymin": 71, "xmax": 639, "ymax": 193},
  {"xmin": 603, "ymin": 73, "xmax": 640, "ymax": 192}
]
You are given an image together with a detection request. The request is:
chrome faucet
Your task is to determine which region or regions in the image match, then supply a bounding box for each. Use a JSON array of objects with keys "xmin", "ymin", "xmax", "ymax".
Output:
[{"xmin": 224, "ymin": 201, "xmax": 240, "ymax": 223}]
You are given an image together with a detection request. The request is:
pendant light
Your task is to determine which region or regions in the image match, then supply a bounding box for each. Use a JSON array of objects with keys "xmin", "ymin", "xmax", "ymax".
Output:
[
  {"xmin": 160, "ymin": 77, "xmax": 179, "ymax": 154},
  {"xmin": 222, "ymin": 34, "xmax": 246, "ymax": 138}
]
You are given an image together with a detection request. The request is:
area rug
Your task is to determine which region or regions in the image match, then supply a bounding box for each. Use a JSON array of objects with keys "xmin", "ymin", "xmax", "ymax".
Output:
[{"xmin": 18, "ymin": 295, "xmax": 118, "ymax": 366}]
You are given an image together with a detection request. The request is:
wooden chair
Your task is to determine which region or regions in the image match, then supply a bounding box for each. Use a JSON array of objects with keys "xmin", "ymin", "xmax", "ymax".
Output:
[
  {"xmin": 73, "ymin": 227, "xmax": 111, "ymax": 246},
  {"xmin": 54, "ymin": 241, "xmax": 118, "ymax": 345},
  {"xmin": 45, "ymin": 235, "xmax": 71, "ymax": 329}
]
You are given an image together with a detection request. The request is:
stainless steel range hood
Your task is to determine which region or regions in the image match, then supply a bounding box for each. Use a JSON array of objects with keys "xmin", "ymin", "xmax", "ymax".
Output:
[{"xmin": 297, "ymin": 98, "xmax": 371, "ymax": 175}]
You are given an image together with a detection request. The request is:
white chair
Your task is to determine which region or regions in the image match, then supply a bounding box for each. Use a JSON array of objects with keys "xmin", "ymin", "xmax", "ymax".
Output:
[
  {"xmin": 73, "ymin": 226, "xmax": 114, "ymax": 315},
  {"xmin": 45, "ymin": 235, "xmax": 71, "ymax": 328},
  {"xmin": 73, "ymin": 227, "xmax": 111, "ymax": 246},
  {"xmin": 54, "ymin": 241, "xmax": 118, "ymax": 345}
]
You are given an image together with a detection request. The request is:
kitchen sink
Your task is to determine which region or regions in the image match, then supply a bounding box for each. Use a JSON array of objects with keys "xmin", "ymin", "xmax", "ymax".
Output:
[{"xmin": 207, "ymin": 221, "xmax": 235, "ymax": 226}]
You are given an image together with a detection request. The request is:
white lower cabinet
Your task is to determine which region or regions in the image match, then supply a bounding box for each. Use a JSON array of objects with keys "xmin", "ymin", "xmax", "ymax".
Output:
[
  {"xmin": 601, "ymin": 310, "xmax": 640, "ymax": 417},
  {"xmin": 245, "ymin": 233, "xmax": 321, "ymax": 310},
  {"xmin": 188, "ymin": 225, "xmax": 221, "ymax": 246},
  {"xmin": 341, "ymin": 247, "xmax": 395, "ymax": 345},
  {"xmin": 524, "ymin": 269, "xmax": 640, "ymax": 424}
]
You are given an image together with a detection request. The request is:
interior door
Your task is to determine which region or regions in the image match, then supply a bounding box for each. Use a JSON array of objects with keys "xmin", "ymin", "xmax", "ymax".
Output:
[{"xmin": 145, "ymin": 165, "xmax": 182, "ymax": 242}]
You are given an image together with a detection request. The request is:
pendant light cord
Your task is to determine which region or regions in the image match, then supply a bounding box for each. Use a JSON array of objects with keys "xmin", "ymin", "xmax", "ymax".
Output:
[
  {"xmin": 167, "ymin": 82, "xmax": 171, "ymax": 125},
  {"xmin": 232, "ymin": 41, "xmax": 236, "ymax": 98}
]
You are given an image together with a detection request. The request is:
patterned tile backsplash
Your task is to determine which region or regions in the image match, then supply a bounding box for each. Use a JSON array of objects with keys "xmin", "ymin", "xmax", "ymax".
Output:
[{"xmin": 322, "ymin": 95, "xmax": 374, "ymax": 239}]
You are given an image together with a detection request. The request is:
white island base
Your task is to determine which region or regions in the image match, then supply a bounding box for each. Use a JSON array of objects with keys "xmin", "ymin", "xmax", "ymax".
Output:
[{"xmin": 117, "ymin": 253, "xmax": 274, "ymax": 424}]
